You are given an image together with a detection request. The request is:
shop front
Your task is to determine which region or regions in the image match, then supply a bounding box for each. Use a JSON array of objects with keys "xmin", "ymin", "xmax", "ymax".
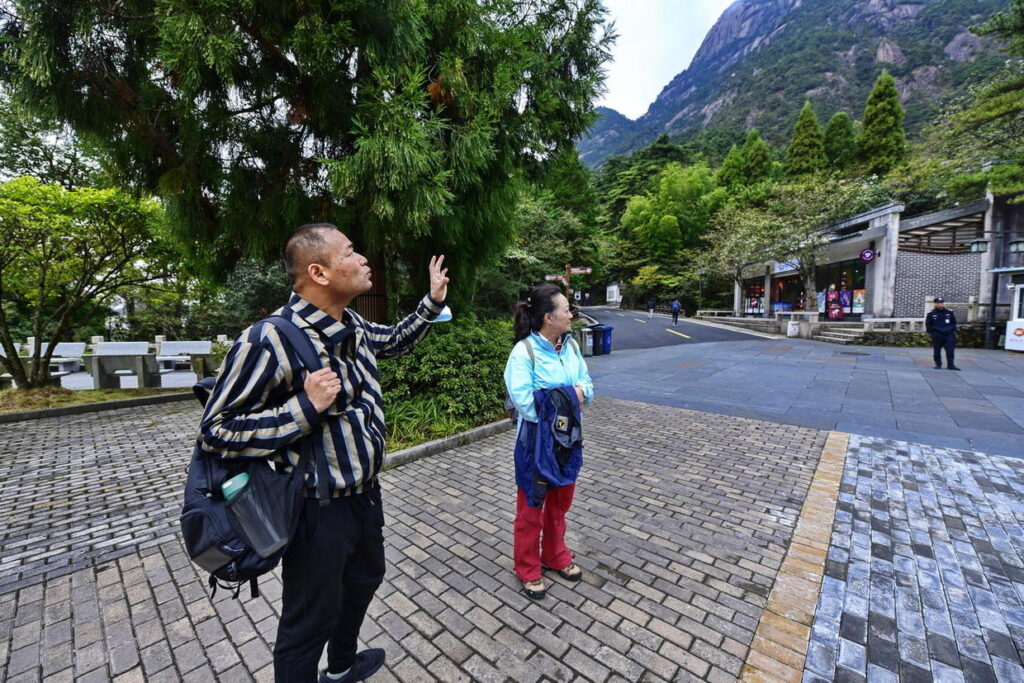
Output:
[
  {"xmin": 771, "ymin": 274, "xmax": 804, "ymax": 313},
  {"xmin": 742, "ymin": 277, "xmax": 766, "ymax": 315},
  {"xmin": 815, "ymin": 258, "xmax": 868, "ymax": 320}
]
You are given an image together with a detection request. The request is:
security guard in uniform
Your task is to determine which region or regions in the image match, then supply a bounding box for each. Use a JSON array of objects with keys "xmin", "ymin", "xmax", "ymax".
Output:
[{"xmin": 926, "ymin": 296, "xmax": 960, "ymax": 370}]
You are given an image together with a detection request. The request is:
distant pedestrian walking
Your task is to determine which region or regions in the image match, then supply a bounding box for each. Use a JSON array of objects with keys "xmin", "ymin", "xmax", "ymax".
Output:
[
  {"xmin": 926, "ymin": 296, "xmax": 959, "ymax": 370},
  {"xmin": 504, "ymin": 284, "xmax": 593, "ymax": 601},
  {"xmin": 670, "ymin": 299, "xmax": 681, "ymax": 326},
  {"xmin": 647, "ymin": 297, "xmax": 656, "ymax": 320}
]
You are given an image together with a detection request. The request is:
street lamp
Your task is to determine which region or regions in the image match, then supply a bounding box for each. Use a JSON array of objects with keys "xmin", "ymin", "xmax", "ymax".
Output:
[{"xmin": 970, "ymin": 238, "xmax": 989, "ymax": 253}]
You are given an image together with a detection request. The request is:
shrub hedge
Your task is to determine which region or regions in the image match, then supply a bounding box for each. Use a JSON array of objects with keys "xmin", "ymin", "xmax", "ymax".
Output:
[{"xmin": 379, "ymin": 315, "xmax": 513, "ymax": 450}]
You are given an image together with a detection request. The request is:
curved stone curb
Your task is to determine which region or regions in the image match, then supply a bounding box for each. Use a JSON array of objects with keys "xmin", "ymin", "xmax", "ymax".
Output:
[
  {"xmin": 384, "ymin": 418, "xmax": 515, "ymax": 469},
  {"xmin": 0, "ymin": 391, "xmax": 194, "ymax": 424}
]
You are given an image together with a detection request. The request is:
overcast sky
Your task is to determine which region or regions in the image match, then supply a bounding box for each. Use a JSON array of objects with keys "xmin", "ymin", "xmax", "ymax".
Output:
[{"xmin": 596, "ymin": 0, "xmax": 735, "ymax": 120}]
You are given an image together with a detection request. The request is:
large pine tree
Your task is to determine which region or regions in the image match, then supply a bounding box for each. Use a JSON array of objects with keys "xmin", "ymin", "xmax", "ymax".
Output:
[
  {"xmin": 742, "ymin": 130, "xmax": 773, "ymax": 182},
  {"xmin": 824, "ymin": 112, "xmax": 857, "ymax": 171},
  {"xmin": 785, "ymin": 102, "xmax": 827, "ymax": 176},
  {"xmin": 0, "ymin": 1, "xmax": 612, "ymax": 307},
  {"xmin": 859, "ymin": 71, "xmax": 907, "ymax": 175}
]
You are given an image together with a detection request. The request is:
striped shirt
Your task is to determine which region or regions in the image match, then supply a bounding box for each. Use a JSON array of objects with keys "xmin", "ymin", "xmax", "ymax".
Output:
[{"xmin": 198, "ymin": 291, "xmax": 444, "ymax": 495}]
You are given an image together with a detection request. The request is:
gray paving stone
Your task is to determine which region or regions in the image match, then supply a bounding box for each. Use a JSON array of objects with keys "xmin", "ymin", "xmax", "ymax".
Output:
[{"xmin": 809, "ymin": 434, "xmax": 1024, "ymax": 681}]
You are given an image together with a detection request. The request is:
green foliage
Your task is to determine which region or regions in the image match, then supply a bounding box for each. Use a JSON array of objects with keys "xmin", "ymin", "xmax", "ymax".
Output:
[
  {"xmin": 593, "ymin": 134, "xmax": 695, "ymax": 232},
  {"xmin": 859, "ymin": 71, "xmax": 907, "ymax": 175},
  {"xmin": 542, "ymin": 147, "xmax": 599, "ymax": 228},
  {"xmin": 2, "ymin": 0, "xmax": 614, "ymax": 312},
  {"xmin": 716, "ymin": 144, "xmax": 747, "ymax": 188},
  {"xmin": 471, "ymin": 191, "xmax": 599, "ymax": 317},
  {"xmin": 742, "ymin": 130, "xmax": 773, "ymax": 182},
  {"xmin": 0, "ymin": 178, "xmax": 172, "ymax": 387},
  {"xmin": 113, "ymin": 258, "xmax": 295, "ymax": 341},
  {"xmin": 824, "ymin": 112, "xmax": 857, "ymax": 170},
  {"xmin": 785, "ymin": 102, "xmax": 827, "ymax": 176},
  {"xmin": 378, "ymin": 316, "xmax": 511, "ymax": 447},
  {"xmin": 619, "ymin": 162, "xmax": 723, "ymax": 266},
  {"xmin": 952, "ymin": 0, "xmax": 1024, "ymax": 198},
  {"xmin": 0, "ymin": 94, "xmax": 101, "ymax": 188}
]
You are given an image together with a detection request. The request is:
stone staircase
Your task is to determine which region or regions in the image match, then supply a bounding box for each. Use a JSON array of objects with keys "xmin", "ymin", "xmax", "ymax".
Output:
[
  {"xmin": 811, "ymin": 323, "xmax": 867, "ymax": 345},
  {"xmin": 695, "ymin": 316, "xmax": 781, "ymax": 335}
]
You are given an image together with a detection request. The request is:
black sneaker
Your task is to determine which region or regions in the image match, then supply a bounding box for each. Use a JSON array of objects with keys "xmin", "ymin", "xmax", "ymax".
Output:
[
  {"xmin": 948, "ymin": 366, "xmax": 961, "ymax": 371},
  {"xmin": 319, "ymin": 649, "xmax": 385, "ymax": 683}
]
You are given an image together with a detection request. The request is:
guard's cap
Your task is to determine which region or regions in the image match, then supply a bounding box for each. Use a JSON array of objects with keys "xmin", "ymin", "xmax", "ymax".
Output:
[{"xmin": 933, "ymin": 296, "xmax": 945, "ymax": 303}]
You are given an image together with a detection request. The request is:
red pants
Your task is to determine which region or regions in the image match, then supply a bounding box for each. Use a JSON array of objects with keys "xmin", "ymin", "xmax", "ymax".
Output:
[{"xmin": 513, "ymin": 484, "xmax": 575, "ymax": 582}]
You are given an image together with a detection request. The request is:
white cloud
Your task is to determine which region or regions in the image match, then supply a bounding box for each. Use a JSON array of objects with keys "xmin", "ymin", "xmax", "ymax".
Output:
[{"xmin": 597, "ymin": 0, "xmax": 735, "ymax": 120}]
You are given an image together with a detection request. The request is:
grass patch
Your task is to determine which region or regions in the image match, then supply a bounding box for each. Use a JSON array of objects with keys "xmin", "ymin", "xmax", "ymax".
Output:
[{"xmin": 0, "ymin": 386, "xmax": 187, "ymax": 414}]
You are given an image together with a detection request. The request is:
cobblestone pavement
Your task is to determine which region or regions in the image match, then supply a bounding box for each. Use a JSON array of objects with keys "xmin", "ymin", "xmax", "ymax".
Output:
[
  {"xmin": 2, "ymin": 398, "xmax": 826, "ymax": 681},
  {"xmin": 805, "ymin": 436, "xmax": 1024, "ymax": 683},
  {"xmin": 3, "ymin": 395, "xmax": 1023, "ymax": 681}
]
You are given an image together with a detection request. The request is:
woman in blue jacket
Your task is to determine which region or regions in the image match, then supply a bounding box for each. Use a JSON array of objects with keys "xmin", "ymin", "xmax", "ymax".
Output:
[{"xmin": 504, "ymin": 284, "xmax": 594, "ymax": 600}]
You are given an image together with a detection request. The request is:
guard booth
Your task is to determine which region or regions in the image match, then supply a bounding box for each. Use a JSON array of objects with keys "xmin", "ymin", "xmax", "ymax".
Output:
[{"xmin": 1007, "ymin": 284, "xmax": 1024, "ymax": 352}]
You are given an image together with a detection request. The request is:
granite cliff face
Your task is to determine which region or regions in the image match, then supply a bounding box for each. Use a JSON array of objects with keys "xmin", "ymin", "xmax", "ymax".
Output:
[{"xmin": 579, "ymin": 0, "xmax": 1009, "ymax": 167}]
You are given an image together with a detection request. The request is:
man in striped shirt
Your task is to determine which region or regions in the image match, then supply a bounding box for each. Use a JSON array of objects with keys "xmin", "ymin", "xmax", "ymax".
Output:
[{"xmin": 199, "ymin": 223, "xmax": 449, "ymax": 682}]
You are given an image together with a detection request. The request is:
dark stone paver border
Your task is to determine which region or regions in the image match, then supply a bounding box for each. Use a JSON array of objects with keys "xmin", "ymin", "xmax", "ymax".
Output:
[{"xmin": 0, "ymin": 392, "xmax": 193, "ymax": 425}]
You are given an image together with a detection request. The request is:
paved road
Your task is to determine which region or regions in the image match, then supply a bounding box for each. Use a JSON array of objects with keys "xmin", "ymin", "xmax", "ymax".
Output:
[
  {"xmin": 582, "ymin": 306, "xmax": 760, "ymax": 350},
  {"xmin": 587, "ymin": 336, "xmax": 1024, "ymax": 460}
]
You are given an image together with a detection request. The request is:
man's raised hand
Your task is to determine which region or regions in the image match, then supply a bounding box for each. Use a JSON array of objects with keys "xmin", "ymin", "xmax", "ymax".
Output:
[
  {"xmin": 304, "ymin": 367, "xmax": 341, "ymax": 413},
  {"xmin": 429, "ymin": 255, "xmax": 449, "ymax": 303}
]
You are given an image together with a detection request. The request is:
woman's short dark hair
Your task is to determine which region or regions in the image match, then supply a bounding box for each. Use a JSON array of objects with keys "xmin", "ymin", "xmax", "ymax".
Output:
[{"xmin": 512, "ymin": 284, "xmax": 565, "ymax": 341}]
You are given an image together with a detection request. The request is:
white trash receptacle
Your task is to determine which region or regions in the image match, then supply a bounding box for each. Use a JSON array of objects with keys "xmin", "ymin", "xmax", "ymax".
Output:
[{"xmin": 786, "ymin": 320, "xmax": 801, "ymax": 337}]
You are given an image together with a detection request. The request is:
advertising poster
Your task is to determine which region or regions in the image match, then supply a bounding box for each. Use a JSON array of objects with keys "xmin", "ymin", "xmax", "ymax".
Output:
[
  {"xmin": 816, "ymin": 291, "xmax": 826, "ymax": 312},
  {"xmin": 852, "ymin": 289, "xmax": 866, "ymax": 314},
  {"xmin": 838, "ymin": 289, "xmax": 852, "ymax": 313},
  {"xmin": 827, "ymin": 290, "xmax": 843, "ymax": 319}
]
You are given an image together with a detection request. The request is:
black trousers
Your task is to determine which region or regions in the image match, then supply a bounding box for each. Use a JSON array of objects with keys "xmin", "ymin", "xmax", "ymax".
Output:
[
  {"xmin": 273, "ymin": 486, "xmax": 385, "ymax": 682},
  {"xmin": 671, "ymin": 311, "xmax": 679, "ymax": 324},
  {"xmin": 931, "ymin": 332, "xmax": 956, "ymax": 367}
]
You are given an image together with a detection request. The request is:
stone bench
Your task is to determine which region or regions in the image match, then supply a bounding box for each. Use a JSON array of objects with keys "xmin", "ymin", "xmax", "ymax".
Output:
[
  {"xmin": 156, "ymin": 340, "xmax": 216, "ymax": 377},
  {"xmin": 1, "ymin": 343, "xmax": 73, "ymax": 389},
  {"xmin": 39, "ymin": 342, "xmax": 88, "ymax": 373},
  {"xmin": 85, "ymin": 342, "xmax": 162, "ymax": 389}
]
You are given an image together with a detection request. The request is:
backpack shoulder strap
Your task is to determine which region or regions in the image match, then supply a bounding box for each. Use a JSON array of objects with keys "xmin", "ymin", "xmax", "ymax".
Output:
[
  {"xmin": 521, "ymin": 337, "xmax": 536, "ymax": 370},
  {"xmin": 567, "ymin": 336, "xmax": 580, "ymax": 356},
  {"xmin": 263, "ymin": 315, "xmax": 322, "ymax": 371},
  {"xmin": 262, "ymin": 314, "xmax": 330, "ymax": 503}
]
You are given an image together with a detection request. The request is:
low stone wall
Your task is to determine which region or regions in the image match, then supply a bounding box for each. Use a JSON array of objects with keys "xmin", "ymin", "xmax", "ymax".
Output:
[{"xmin": 851, "ymin": 324, "xmax": 986, "ymax": 348}]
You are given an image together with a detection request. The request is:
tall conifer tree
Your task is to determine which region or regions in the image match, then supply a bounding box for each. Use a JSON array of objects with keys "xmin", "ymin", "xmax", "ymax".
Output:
[
  {"xmin": 785, "ymin": 102, "xmax": 827, "ymax": 176},
  {"xmin": 716, "ymin": 144, "xmax": 747, "ymax": 188},
  {"xmin": 742, "ymin": 130, "xmax": 772, "ymax": 182},
  {"xmin": 0, "ymin": 1, "xmax": 613, "ymax": 307},
  {"xmin": 824, "ymin": 112, "xmax": 857, "ymax": 170},
  {"xmin": 859, "ymin": 71, "xmax": 907, "ymax": 175}
]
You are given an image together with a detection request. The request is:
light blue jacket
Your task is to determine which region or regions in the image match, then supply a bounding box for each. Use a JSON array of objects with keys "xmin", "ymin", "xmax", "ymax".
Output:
[{"xmin": 503, "ymin": 332, "xmax": 594, "ymax": 423}]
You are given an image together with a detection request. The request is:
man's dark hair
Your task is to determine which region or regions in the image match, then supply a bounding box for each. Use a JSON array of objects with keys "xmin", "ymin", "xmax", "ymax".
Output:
[{"xmin": 283, "ymin": 223, "xmax": 338, "ymax": 284}]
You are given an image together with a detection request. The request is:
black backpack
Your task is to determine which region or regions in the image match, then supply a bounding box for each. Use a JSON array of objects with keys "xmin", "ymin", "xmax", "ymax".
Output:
[{"xmin": 180, "ymin": 315, "xmax": 325, "ymax": 599}]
